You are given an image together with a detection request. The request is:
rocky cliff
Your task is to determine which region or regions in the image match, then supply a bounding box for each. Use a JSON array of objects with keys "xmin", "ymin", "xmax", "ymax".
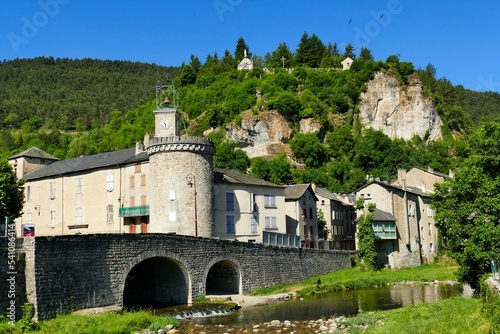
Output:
[
  {"xmin": 225, "ymin": 111, "xmax": 293, "ymax": 158},
  {"xmin": 358, "ymin": 72, "xmax": 442, "ymax": 141}
]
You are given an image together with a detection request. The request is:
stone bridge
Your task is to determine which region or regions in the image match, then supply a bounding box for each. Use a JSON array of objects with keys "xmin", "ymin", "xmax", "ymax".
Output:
[{"xmin": 3, "ymin": 234, "xmax": 352, "ymax": 320}]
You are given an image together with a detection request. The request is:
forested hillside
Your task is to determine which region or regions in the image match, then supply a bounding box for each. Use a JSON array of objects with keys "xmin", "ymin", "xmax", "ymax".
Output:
[{"xmin": 1, "ymin": 34, "xmax": 500, "ymax": 192}]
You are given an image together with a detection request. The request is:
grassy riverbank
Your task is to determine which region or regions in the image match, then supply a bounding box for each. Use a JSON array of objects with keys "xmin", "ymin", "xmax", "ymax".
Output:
[
  {"xmin": 252, "ymin": 261, "xmax": 459, "ymax": 296},
  {"xmin": 337, "ymin": 297, "xmax": 490, "ymax": 333},
  {"xmin": 0, "ymin": 310, "xmax": 179, "ymax": 334}
]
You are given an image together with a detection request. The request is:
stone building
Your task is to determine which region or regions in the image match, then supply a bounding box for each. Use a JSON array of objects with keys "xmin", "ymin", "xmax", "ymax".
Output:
[
  {"xmin": 354, "ymin": 167, "xmax": 444, "ymax": 268},
  {"xmin": 237, "ymin": 49, "xmax": 254, "ymax": 70},
  {"xmin": 314, "ymin": 186, "xmax": 357, "ymax": 250},
  {"xmin": 284, "ymin": 184, "xmax": 319, "ymax": 248}
]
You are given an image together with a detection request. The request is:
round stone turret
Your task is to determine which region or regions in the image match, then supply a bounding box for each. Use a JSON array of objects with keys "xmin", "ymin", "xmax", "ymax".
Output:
[{"xmin": 147, "ymin": 135, "xmax": 215, "ymax": 238}]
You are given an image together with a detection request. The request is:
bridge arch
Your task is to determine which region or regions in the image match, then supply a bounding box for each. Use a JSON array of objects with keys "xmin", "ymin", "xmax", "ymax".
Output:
[
  {"xmin": 204, "ymin": 256, "xmax": 242, "ymax": 295},
  {"xmin": 121, "ymin": 250, "xmax": 192, "ymax": 308}
]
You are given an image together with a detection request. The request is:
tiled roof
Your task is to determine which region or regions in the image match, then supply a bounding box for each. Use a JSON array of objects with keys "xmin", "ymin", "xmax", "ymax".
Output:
[
  {"xmin": 214, "ymin": 168, "xmax": 283, "ymax": 188},
  {"xmin": 9, "ymin": 147, "xmax": 59, "ymax": 161},
  {"xmin": 373, "ymin": 208, "xmax": 396, "ymax": 221},
  {"xmin": 356, "ymin": 180, "xmax": 432, "ymax": 198},
  {"xmin": 315, "ymin": 187, "xmax": 354, "ymax": 206},
  {"xmin": 284, "ymin": 184, "xmax": 318, "ymax": 201},
  {"xmin": 23, "ymin": 148, "xmax": 149, "ymax": 180}
]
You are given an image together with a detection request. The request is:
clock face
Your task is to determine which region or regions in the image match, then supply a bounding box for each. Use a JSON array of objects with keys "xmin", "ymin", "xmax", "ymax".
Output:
[{"xmin": 161, "ymin": 119, "xmax": 171, "ymax": 129}]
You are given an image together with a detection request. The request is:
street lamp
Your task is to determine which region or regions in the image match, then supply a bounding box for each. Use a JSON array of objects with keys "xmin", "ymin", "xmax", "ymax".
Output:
[{"xmin": 186, "ymin": 173, "xmax": 198, "ymax": 237}]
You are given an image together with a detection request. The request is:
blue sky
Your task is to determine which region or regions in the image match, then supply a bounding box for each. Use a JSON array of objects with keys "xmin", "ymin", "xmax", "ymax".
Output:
[{"xmin": 1, "ymin": 0, "xmax": 500, "ymax": 92}]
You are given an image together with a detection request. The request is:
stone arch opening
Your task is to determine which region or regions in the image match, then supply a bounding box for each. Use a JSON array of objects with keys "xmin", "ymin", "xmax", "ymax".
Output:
[
  {"xmin": 205, "ymin": 260, "xmax": 240, "ymax": 295},
  {"xmin": 123, "ymin": 256, "xmax": 188, "ymax": 308}
]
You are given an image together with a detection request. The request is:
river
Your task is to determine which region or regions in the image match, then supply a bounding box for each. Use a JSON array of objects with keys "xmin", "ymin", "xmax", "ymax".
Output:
[{"xmin": 178, "ymin": 282, "xmax": 472, "ymax": 331}]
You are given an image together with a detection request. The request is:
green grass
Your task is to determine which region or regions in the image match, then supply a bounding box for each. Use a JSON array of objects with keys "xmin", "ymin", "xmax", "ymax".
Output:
[
  {"xmin": 339, "ymin": 297, "xmax": 491, "ymax": 333},
  {"xmin": 0, "ymin": 310, "xmax": 178, "ymax": 334},
  {"xmin": 252, "ymin": 262, "xmax": 458, "ymax": 296}
]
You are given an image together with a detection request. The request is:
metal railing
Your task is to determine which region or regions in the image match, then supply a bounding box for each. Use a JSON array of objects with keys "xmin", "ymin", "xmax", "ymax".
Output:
[{"xmin": 262, "ymin": 231, "xmax": 301, "ymax": 248}]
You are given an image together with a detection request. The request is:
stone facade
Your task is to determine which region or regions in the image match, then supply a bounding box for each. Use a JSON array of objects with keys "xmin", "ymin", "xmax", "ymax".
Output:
[
  {"xmin": 23, "ymin": 234, "xmax": 352, "ymax": 320},
  {"xmin": 147, "ymin": 136, "xmax": 215, "ymax": 237}
]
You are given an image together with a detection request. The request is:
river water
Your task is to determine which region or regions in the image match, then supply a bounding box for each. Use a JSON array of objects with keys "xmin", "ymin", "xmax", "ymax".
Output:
[{"xmin": 185, "ymin": 283, "xmax": 472, "ymax": 328}]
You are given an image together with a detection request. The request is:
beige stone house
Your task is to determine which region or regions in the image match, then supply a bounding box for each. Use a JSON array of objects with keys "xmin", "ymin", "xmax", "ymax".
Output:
[
  {"xmin": 314, "ymin": 187, "xmax": 357, "ymax": 250},
  {"xmin": 355, "ymin": 168, "xmax": 441, "ymax": 268},
  {"xmin": 284, "ymin": 184, "xmax": 319, "ymax": 248},
  {"xmin": 341, "ymin": 57, "xmax": 353, "ymax": 70},
  {"xmin": 213, "ymin": 168, "xmax": 286, "ymax": 243}
]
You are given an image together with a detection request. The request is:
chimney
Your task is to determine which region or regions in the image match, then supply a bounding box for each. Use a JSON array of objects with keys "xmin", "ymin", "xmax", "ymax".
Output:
[
  {"xmin": 397, "ymin": 169, "xmax": 407, "ymax": 189},
  {"xmin": 311, "ymin": 183, "xmax": 317, "ymax": 192},
  {"xmin": 143, "ymin": 132, "xmax": 153, "ymax": 149},
  {"xmin": 428, "ymin": 166, "xmax": 434, "ymax": 173},
  {"xmin": 135, "ymin": 141, "xmax": 144, "ymax": 155}
]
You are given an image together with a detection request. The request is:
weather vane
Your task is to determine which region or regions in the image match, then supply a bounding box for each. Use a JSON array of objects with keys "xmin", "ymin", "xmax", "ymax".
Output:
[{"xmin": 156, "ymin": 76, "xmax": 178, "ymax": 110}]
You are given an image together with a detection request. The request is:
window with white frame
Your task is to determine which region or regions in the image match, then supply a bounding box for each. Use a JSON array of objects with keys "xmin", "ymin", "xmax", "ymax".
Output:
[
  {"xmin": 408, "ymin": 204, "xmax": 415, "ymax": 217},
  {"xmin": 26, "ymin": 212, "xmax": 32, "ymax": 225},
  {"xmin": 106, "ymin": 205, "xmax": 114, "ymax": 223},
  {"xmin": 50, "ymin": 210, "xmax": 56, "ymax": 228},
  {"xmin": 106, "ymin": 173, "xmax": 114, "ymax": 192},
  {"xmin": 75, "ymin": 207, "xmax": 83, "ymax": 225},
  {"xmin": 427, "ymin": 207, "xmax": 434, "ymax": 217},
  {"xmin": 264, "ymin": 194, "xmax": 276, "ymax": 207},
  {"xmin": 265, "ymin": 216, "xmax": 277, "ymax": 229},
  {"xmin": 226, "ymin": 215, "xmax": 235, "ymax": 234},
  {"xmin": 226, "ymin": 192, "xmax": 235, "ymax": 211},
  {"xmin": 26, "ymin": 185, "xmax": 32, "ymax": 202},
  {"xmin": 250, "ymin": 215, "xmax": 258, "ymax": 234},
  {"xmin": 49, "ymin": 181, "xmax": 56, "ymax": 199},
  {"xmin": 75, "ymin": 177, "xmax": 82, "ymax": 195}
]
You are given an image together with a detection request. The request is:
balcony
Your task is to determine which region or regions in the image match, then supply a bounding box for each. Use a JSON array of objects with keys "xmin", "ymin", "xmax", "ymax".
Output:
[{"xmin": 119, "ymin": 205, "xmax": 150, "ymax": 217}]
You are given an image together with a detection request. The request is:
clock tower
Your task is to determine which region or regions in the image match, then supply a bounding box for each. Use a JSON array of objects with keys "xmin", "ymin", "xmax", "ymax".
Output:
[{"xmin": 147, "ymin": 83, "xmax": 215, "ymax": 238}]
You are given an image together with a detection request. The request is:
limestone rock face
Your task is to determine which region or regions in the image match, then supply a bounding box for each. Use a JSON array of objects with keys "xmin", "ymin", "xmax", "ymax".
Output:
[
  {"xmin": 359, "ymin": 72, "xmax": 442, "ymax": 140},
  {"xmin": 225, "ymin": 111, "xmax": 293, "ymax": 158},
  {"xmin": 300, "ymin": 118, "xmax": 322, "ymax": 133}
]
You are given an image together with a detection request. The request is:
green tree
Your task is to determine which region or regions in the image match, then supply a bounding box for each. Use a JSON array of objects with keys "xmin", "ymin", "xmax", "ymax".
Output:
[
  {"xmin": 0, "ymin": 159, "xmax": 25, "ymax": 220},
  {"xmin": 267, "ymin": 42, "xmax": 293, "ymax": 68},
  {"xmin": 290, "ymin": 133, "xmax": 327, "ymax": 168},
  {"xmin": 355, "ymin": 198, "xmax": 377, "ymax": 270},
  {"xmin": 295, "ymin": 32, "xmax": 326, "ymax": 68},
  {"xmin": 343, "ymin": 43, "xmax": 356, "ymax": 59},
  {"xmin": 433, "ymin": 119, "xmax": 500, "ymax": 291},
  {"xmin": 214, "ymin": 142, "xmax": 250, "ymax": 173},
  {"xmin": 234, "ymin": 37, "xmax": 250, "ymax": 61}
]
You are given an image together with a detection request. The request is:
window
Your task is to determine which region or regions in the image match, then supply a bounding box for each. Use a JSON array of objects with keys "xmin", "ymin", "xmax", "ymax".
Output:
[
  {"xmin": 106, "ymin": 205, "xmax": 113, "ymax": 224},
  {"xmin": 75, "ymin": 207, "xmax": 83, "ymax": 225},
  {"xmin": 50, "ymin": 210, "xmax": 56, "ymax": 228},
  {"xmin": 169, "ymin": 211, "xmax": 176, "ymax": 222},
  {"xmin": 106, "ymin": 173, "xmax": 114, "ymax": 192},
  {"xmin": 50, "ymin": 181, "xmax": 56, "ymax": 199},
  {"xmin": 129, "ymin": 175, "xmax": 135, "ymax": 188},
  {"xmin": 250, "ymin": 215, "xmax": 258, "ymax": 234},
  {"xmin": 130, "ymin": 196, "xmax": 135, "ymax": 207},
  {"xmin": 135, "ymin": 163, "xmax": 141, "ymax": 173},
  {"xmin": 427, "ymin": 207, "xmax": 434, "ymax": 217},
  {"xmin": 226, "ymin": 192, "xmax": 235, "ymax": 211},
  {"xmin": 26, "ymin": 212, "xmax": 32, "ymax": 225},
  {"xmin": 264, "ymin": 195, "xmax": 276, "ymax": 207},
  {"xmin": 408, "ymin": 204, "xmax": 415, "ymax": 217},
  {"xmin": 309, "ymin": 207, "xmax": 313, "ymax": 220},
  {"xmin": 372, "ymin": 222, "xmax": 396, "ymax": 239},
  {"xmin": 75, "ymin": 177, "xmax": 82, "ymax": 195},
  {"xmin": 141, "ymin": 174, "xmax": 146, "ymax": 186},
  {"xmin": 265, "ymin": 216, "xmax": 277, "ymax": 229},
  {"xmin": 26, "ymin": 186, "xmax": 32, "ymax": 202},
  {"xmin": 226, "ymin": 215, "xmax": 235, "ymax": 234},
  {"xmin": 169, "ymin": 191, "xmax": 176, "ymax": 201},
  {"xmin": 141, "ymin": 195, "xmax": 146, "ymax": 206}
]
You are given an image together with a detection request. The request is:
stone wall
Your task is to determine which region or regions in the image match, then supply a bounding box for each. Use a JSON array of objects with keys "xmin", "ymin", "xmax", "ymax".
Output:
[{"xmin": 26, "ymin": 234, "xmax": 352, "ymax": 320}]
